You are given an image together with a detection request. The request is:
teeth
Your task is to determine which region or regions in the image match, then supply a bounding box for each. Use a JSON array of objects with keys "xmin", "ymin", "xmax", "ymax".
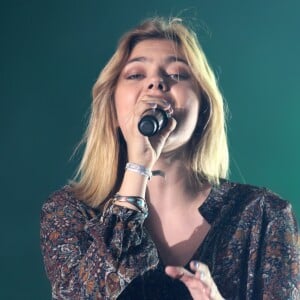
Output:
[
  {"xmin": 165, "ymin": 106, "xmax": 173, "ymax": 117},
  {"xmin": 161, "ymin": 99, "xmax": 170, "ymax": 106}
]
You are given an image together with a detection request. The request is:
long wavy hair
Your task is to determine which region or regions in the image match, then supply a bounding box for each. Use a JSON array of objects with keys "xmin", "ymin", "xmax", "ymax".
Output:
[{"xmin": 71, "ymin": 17, "xmax": 229, "ymax": 207}]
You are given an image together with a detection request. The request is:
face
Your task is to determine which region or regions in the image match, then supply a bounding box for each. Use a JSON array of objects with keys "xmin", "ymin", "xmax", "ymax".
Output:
[{"xmin": 114, "ymin": 39, "xmax": 201, "ymax": 153}]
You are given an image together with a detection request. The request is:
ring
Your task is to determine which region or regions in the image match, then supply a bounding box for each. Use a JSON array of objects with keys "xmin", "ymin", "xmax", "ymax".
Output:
[{"xmin": 177, "ymin": 271, "xmax": 185, "ymax": 280}]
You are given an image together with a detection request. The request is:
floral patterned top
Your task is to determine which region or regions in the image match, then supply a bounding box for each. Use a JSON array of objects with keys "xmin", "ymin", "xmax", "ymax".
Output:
[{"xmin": 40, "ymin": 180, "xmax": 300, "ymax": 299}]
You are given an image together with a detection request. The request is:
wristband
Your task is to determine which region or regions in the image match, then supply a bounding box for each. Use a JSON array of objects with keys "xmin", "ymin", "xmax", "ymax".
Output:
[{"xmin": 125, "ymin": 162, "xmax": 152, "ymax": 180}]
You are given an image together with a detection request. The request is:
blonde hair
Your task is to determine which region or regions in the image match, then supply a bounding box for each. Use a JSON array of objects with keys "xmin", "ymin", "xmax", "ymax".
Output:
[{"xmin": 71, "ymin": 17, "xmax": 229, "ymax": 207}]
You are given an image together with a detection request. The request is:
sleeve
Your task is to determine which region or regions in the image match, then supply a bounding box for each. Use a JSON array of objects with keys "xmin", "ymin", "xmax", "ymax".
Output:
[
  {"xmin": 40, "ymin": 191, "xmax": 159, "ymax": 300},
  {"xmin": 258, "ymin": 199, "xmax": 300, "ymax": 299}
]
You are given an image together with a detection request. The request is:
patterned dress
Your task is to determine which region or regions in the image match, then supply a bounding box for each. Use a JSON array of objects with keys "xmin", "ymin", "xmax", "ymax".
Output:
[{"xmin": 40, "ymin": 180, "xmax": 300, "ymax": 299}]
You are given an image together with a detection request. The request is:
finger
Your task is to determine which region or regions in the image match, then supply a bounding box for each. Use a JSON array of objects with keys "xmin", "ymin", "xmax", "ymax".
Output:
[
  {"xmin": 134, "ymin": 101, "xmax": 158, "ymax": 117},
  {"xmin": 149, "ymin": 117, "xmax": 177, "ymax": 152},
  {"xmin": 165, "ymin": 266, "xmax": 207, "ymax": 289},
  {"xmin": 123, "ymin": 101, "xmax": 158, "ymax": 135},
  {"xmin": 158, "ymin": 117, "xmax": 177, "ymax": 137},
  {"xmin": 139, "ymin": 95, "xmax": 171, "ymax": 107},
  {"xmin": 165, "ymin": 266, "xmax": 210, "ymax": 298},
  {"xmin": 137, "ymin": 96, "xmax": 173, "ymax": 115},
  {"xmin": 165, "ymin": 266, "xmax": 194, "ymax": 280},
  {"xmin": 190, "ymin": 261, "xmax": 224, "ymax": 300},
  {"xmin": 190, "ymin": 260, "xmax": 210, "ymax": 283}
]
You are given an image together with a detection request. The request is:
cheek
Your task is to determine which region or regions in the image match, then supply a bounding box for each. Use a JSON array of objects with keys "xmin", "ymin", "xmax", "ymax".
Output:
[
  {"xmin": 114, "ymin": 85, "xmax": 138, "ymax": 128},
  {"xmin": 173, "ymin": 101, "xmax": 199, "ymax": 135},
  {"xmin": 114, "ymin": 95, "xmax": 124, "ymax": 129},
  {"xmin": 114, "ymin": 86, "xmax": 128, "ymax": 121},
  {"xmin": 183, "ymin": 92, "xmax": 200, "ymax": 123}
]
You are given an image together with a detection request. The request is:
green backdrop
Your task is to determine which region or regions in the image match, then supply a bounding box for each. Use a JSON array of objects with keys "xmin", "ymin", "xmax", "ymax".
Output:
[{"xmin": 1, "ymin": 1, "xmax": 299, "ymax": 299}]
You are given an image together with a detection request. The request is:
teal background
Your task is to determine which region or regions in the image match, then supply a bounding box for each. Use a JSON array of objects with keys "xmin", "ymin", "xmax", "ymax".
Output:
[{"xmin": 1, "ymin": 1, "xmax": 299, "ymax": 299}]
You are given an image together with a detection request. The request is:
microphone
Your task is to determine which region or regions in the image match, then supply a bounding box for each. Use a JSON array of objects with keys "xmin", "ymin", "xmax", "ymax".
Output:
[{"xmin": 138, "ymin": 108, "xmax": 170, "ymax": 136}]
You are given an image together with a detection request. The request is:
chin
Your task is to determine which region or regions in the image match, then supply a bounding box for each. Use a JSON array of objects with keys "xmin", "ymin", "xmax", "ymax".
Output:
[{"xmin": 161, "ymin": 136, "xmax": 190, "ymax": 156}]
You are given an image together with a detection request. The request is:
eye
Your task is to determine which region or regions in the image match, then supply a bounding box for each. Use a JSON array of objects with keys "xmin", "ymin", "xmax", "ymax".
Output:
[
  {"xmin": 167, "ymin": 73, "xmax": 190, "ymax": 81},
  {"xmin": 126, "ymin": 73, "xmax": 145, "ymax": 80}
]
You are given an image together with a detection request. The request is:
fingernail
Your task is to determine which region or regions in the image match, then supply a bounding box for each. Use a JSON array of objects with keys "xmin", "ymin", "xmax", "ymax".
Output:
[
  {"xmin": 192, "ymin": 260, "xmax": 200, "ymax": 269},
  {"xmin": 149, "ymin": 102, "xmax": 157, "ymax": 108},
  {"xmin": 199, "ymin": 270, "xmax": 205, "ymax": 281}
]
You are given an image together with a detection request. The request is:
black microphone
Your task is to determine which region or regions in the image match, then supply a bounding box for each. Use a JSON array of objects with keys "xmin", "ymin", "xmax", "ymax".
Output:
[{"xmin": 138, "ymin": 108, "xmax": 170, "ymax": 137}]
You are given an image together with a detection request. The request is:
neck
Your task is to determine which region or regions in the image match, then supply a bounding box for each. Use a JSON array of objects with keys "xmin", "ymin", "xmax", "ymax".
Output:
[{"xmin": 147, "ymin": 154, "xmax": 210, "ymax": 211}]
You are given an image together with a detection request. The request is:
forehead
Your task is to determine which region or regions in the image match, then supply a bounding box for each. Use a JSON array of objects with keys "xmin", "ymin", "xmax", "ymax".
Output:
[{"xmin": 128, "ymin": 39, "xmax": 185, "ymax": 60}]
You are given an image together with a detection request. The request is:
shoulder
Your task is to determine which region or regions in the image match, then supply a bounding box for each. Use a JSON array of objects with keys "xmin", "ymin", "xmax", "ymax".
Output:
[
  {"xmin": 42, "ymin": 185, "xmax": 78, "ymax": 210},
  {"xmin": 41, "ymin": 185, "xmax": 98, "ymax": 220},
  {"xmin": 221, "ymin": 180, "xmax": 297, "ymax": 224}
]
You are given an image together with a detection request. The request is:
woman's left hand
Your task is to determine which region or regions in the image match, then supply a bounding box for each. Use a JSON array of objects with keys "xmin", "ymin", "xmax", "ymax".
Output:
[{"xmin": 165, "ymin": 261, "xmax": 224, "ymax": 300}]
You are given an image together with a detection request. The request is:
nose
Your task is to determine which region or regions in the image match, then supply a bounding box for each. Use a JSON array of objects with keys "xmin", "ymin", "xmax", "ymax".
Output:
[{"xmin": 147, "ymin": 78, "xmax": 167, "ymax": 92}]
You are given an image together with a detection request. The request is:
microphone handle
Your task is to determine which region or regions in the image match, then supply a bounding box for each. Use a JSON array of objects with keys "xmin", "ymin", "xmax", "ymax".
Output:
[{"xmin": 138, "ymin": 108, "xmax": 169, "ymax": 137}]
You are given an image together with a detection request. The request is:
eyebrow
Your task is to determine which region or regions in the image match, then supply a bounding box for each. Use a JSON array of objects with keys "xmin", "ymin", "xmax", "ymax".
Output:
[
  {"xmin": 166, "ymin": 56, "xmax": 188, "ymax": 65},
  {"xmin": 125, "ymin": 55, "xmax": 188, "ymax": 66}
]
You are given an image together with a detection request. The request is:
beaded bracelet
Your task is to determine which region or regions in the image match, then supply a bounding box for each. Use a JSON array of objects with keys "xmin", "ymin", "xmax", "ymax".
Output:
[
  {"xmin": 125, "ymin": 162, "xmax": 152, "ymax": 180},
  {"xmin": 113, "ymin": 194, "xmax": 148, "ymax": 217}
]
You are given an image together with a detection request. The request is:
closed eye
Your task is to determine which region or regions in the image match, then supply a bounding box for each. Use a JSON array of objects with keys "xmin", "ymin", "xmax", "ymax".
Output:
[
  {"xmin": 126, "ymin": 73, "xmax": 145, "ymax": 80},
  {"xmin": 167, "ymin": 73, "xmax": 190, "ymax": 81}
]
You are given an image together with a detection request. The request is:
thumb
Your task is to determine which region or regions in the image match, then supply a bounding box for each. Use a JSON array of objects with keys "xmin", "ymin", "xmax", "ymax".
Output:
[{"xmin": 165, "ymin": 265, "xmax": 193, "ymax": 280}]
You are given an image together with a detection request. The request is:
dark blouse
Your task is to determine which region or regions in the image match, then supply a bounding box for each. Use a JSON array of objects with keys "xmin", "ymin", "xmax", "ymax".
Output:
[{"xmin": 40, "ymin": 181, "xmax": 300, "ymax": 299}]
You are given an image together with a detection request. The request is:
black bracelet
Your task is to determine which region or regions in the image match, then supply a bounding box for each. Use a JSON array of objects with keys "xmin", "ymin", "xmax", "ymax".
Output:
[{"xmin": 113, "ymin": 194, "xmax": 148, "ymax": 217}]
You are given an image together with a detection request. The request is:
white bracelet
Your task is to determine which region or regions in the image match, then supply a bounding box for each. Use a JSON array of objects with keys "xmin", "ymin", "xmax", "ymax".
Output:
[{"xmin": 125, "ymin": 162, "xmax": 152, "ymax": 180}]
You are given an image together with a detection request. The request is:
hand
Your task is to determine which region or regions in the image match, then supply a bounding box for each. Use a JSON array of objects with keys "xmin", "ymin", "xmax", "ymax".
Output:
[
  {"xmin": 165, "ymin": 261, "xmax": 224, "ymax": 300},
  {"xmin": 123, "ymin": 96, "xmax": 176, "ymax": 168}
]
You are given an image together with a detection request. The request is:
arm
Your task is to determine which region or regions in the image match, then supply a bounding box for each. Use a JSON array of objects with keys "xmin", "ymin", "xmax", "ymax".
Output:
[
  {"xmin": 40, "ymin": 98, "xmax": 176, "ymax": 299},
  {"xmin": 258, "ymin": 202, "xmax": 300, "ymax": 299},
  {"xmin": 40, "ymin": 190, "xmax": 158, "ymax": 300}
]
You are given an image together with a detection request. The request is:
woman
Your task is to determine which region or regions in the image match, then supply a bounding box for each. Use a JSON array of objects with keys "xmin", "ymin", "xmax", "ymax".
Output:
[{"xmin": 40, "ymin": 17, "xmax": 299, "ymax": 299}]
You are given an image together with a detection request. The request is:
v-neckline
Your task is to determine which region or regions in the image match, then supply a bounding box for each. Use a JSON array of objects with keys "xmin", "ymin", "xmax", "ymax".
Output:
[{"xmin": 146, "ymin": 184, "xmax": 219, "ymax": 269}]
